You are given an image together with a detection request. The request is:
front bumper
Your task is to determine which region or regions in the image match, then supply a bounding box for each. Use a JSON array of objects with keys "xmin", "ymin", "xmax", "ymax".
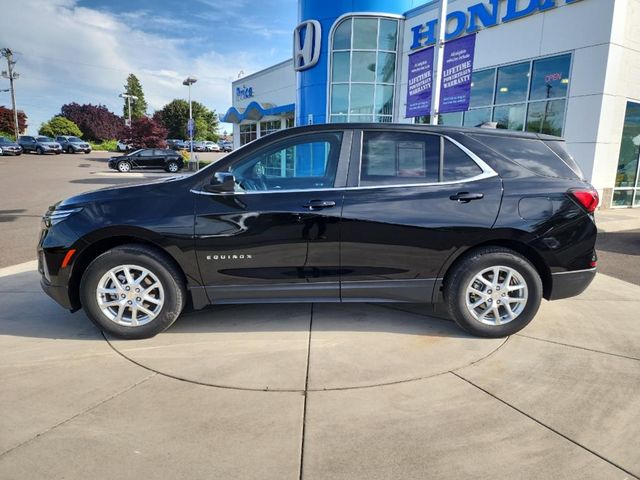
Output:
[
  {"xmin": 40, "ymin": 276, "xmax": 75, "ymax": 310},
  {"xmin": 549, "ymin": 268, "xmax": 596, "ymax": 300}
]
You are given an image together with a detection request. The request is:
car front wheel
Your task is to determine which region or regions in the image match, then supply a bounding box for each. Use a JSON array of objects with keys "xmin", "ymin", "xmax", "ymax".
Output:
[
  {"xmin": 444, "ymin": 247, "xmax": 542, "ymax": 338},
  {"xmin": 165, "ymin": 161, "xmax": 180, "ymax": 173},
  {"xmin": 80, "ymin": 244, "xmax": 186, "ymax": 339},
  {"xmin": 67, "ymin": 147, "xmax": 74, "ymax": 154},
  {"xmin": 117, "ymin": 160, "xmax": 132, "ymax": 173},
  {"xmin": 37, "ymin": 147, "xmax": 44, "ymax": 155}
]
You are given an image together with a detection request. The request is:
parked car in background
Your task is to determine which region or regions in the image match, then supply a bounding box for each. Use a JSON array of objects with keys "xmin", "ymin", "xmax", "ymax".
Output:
[
  {"xmin": 39, "ymin": 123, "xmax": 598, "ymax": 340},
  {"xmin": 56, "ymin": 136, "xmax": 92, "ymax": 154},
  {"xmin": 19, "ymin": 136, "xmax": 62, "ymax": 154},
  {"xmin": 167, "ymin": 139, "xmax": 183, "ymax": 150},
  {"xmin": 219, "ymin": 141, "xmax": 233, "ymax": 152},
  {"xmin": 0, "ymin": 136, "xmax": 22, "ymax": 155},
  {"xmin": 117, "ymin": 140, "xmax": 133, "ymax": 152},
  {"xmin": 108, "ymin": 148, "xmax": 184, "ymax": 173},
  {"xmin": 201, "ymin": 141, "xmax": 221, "ymax": 152}
]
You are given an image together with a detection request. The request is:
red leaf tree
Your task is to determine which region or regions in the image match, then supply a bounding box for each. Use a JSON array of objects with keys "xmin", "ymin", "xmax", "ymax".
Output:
[
  {"xmin": 121, "ymin": 117, "xmax": 168, "ymax": 149},
  {"xmin": 0, "ymin": 106, "xmax": 28, "ymax": 137},
  {"xmin": 60, "ymin": 103, "xmax": 123, "ymax": 141}
]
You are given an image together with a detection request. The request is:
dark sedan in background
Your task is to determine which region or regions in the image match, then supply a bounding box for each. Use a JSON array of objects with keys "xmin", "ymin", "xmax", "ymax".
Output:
[
  {"xmin": 0, "ymin": 136, "xmax": 22, "ymax": 155},
  {"xmin": 108, "ymin": 148, "xmax": 184, "ymax": 173}
]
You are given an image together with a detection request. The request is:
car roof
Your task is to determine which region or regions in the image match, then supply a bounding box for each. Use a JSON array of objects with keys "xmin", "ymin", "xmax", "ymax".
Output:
[{"xmin": 279, "ymin": 122, "xmax": 562, "ymax": 141}]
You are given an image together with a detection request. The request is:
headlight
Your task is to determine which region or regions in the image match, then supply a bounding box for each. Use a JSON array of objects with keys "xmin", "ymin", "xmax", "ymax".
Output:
[{"xmin": 45, "ymin": 207, "xmax": 83, "ymax": 226}]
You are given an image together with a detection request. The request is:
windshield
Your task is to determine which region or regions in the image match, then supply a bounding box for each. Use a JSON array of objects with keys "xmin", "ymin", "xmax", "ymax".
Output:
[
  {"xmin": 0, "ymin": 137, "xmax": 11, "ymax": 144},
  {"xmin": 36, "ymin": 136, "xmax": 53, "ymax": 142},
  {"xmin": 68, "ymin": 136, "xmax": 82, "ymax": 142}
]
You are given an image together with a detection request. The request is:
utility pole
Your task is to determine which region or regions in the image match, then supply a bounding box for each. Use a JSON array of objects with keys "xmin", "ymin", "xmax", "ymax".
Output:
[
  {"xmin": 119, "ymin": 93, "xmax": 138, "ymax": 127},
  {"xmin": 183, "ymin": 76, "xmax": 198, "ymax": 171},
  {"xmin": 430, "ymin": 0, "xmax": 448, "ymax": 126},
  {"xmin": 1, "ymin": 48, "xmax": 20, "ymax": 141}
]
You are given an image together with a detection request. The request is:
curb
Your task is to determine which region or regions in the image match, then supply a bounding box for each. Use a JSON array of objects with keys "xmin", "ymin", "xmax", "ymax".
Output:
[{"xmin": 0, "ymin": 260, "xmax": 38, "ymax": 278}]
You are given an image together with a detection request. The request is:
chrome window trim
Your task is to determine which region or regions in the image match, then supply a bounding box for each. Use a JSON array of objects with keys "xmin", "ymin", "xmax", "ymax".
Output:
[{"xmin": 190, "ymin": 134, "xmax": 498, "ymax": 196}]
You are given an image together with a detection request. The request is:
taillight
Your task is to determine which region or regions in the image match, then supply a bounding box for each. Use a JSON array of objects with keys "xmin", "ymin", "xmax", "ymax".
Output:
[{"xmin": 570, "ymin": 189, "xmax": 599, "ymax": 213}]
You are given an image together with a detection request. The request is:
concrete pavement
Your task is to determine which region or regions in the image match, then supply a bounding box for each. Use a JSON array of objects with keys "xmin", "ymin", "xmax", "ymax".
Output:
[{"xmin": 1, "ymin": 265, "xmax": 639, "ymax": 479}]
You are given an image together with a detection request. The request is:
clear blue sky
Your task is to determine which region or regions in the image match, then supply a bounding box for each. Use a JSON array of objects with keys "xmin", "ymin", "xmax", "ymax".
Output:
[{"xmin": 1, "ymin": 0, "xmax": 297, "ymax": 135}]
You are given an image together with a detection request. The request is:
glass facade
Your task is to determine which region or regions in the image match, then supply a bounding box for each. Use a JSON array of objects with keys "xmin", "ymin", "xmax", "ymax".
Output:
[
  {"xmin": 613, "ymin": 101, "xmax": 640, "ymax": 207},
  {"xmin": 239, "ymin": 123, "xmax": 257, "ymax": 146},
  {"xmin": 260, "ymin": 120, "xmax": 281, "ymax": 137},
  {"xmin": 418, "ymin": 54, "xmax": 571, "ymax": 137},
  {"xmin": 329, "ymin": 16, "xmax": 399, "ymax": 123}
]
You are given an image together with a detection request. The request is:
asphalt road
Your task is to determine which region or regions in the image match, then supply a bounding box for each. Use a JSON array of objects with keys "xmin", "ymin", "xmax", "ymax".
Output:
[{"xmin": 0, "ymin": 150, "xmax": 226, "ymax": 268}]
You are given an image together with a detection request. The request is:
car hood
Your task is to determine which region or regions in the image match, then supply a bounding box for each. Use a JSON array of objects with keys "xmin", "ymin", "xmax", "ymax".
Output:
[
  {"xmin": 0, "ymin": 142, "xmax": 20, "ymax": 147},
  {"xmin": 40, "ymin": 142, "xmax": 60, "ymax": 147},
  {"xmin": 57, "ymin": 175, "xmax": 190, "ymax": 209}
]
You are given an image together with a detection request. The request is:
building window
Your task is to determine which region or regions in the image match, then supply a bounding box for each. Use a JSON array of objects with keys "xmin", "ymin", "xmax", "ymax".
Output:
[
  {"xmin": 418, "ymin": 54, "xmax": 572, "ymax": 136},
  {"xmin": 285, "ymin": 117, "xmax": 295, "ymax": 128},
  {"xmin": 613, "ymin": 101, "xmax": 640, "ymax": 207},
  {"xmin": 239, "ymin": 123, "xmax": 256, "ymax": 146},
  {"xmin": 329, "ymin": 16, "xmax": 399, "ymax": 124},
  {"xmin": 260, "ymin": 120, "xmax": 281, "ymax": 137}
]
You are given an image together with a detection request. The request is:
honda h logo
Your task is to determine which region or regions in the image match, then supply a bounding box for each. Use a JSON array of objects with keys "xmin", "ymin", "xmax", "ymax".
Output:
[{"xmin": 293, "ymin": 20, "xmax": 321, "ymax": 72}]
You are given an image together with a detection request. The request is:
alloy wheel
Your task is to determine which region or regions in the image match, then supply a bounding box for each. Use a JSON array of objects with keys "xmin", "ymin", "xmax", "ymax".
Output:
[
  {"xmin": 464, "ymin": 266, "xmax": 528, "ymax": 326},
  {"xmin": 95, "ymin": 264, "xmax": 165, "ymax": 327}
]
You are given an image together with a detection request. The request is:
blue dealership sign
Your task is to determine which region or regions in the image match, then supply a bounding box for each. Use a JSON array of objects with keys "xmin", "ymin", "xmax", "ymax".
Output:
[
  {"xmin": 406, "ymin": 47, "xmax": 434, "ymax": 118},
  {"xmin": 439, "ymin": 34, "xmax": 476, "ymax": 114}
]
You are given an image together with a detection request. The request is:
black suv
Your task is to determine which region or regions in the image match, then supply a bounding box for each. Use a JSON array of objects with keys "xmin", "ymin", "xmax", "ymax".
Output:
[
  {"xmin": 39, "ymin": 124, "xmax": 598, "ymax": 339},
  {"xmin": 108, "ymin": 148, "xmax": 184, "ymax": 173}
]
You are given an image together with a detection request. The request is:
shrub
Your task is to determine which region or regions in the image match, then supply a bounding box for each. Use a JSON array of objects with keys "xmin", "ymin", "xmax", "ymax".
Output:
[
  {"xmin": 39, "ymin": 116, "xmax": 82, "ymax": 137},
  {"xmin": 88, "ymin": 139, "xmax": 118, "ymax": 151}
]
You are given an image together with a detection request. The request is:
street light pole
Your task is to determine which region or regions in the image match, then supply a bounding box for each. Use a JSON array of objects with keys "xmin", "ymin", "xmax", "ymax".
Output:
[
  {"xmin": 119, "ymin": 93, "xmax": 138, "ymax": 127},
  {"xmin": 1, "ymin": 48, "xmax": 20, "ymax": 141},
  {"xmin": 182, "ymin": 76, "xmax": 197, "ymax": 170}
]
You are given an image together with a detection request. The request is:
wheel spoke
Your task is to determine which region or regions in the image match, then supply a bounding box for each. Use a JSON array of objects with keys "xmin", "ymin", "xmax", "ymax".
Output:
[
  {"xmin": 100, "ymin": 300, "xmax": 121, "ymax": 308},
  {"xmin": 130, "ymin": 308, "xmax": 138, "ymax": 326},
  {"xmin": 504, "ymin": 302, "xmax": 515, "ymax": 321},
  {"xmin": 134, "ymin": 268, "xmax": 150, "ymax": 286},
  {"xmin": 114, "ymin": 305, "xmax": 125, "ymax": 323},
  {"xmin": 109, "ymin": 271, "xmax": 123, "ymax": 289},
  {"xmin": 508, "ymin": 297, "xmax": 526, "ymax": 303},
  {"xmin": 143, "ymin": 283, "xmax": 160, "ymax": 295},
  {"xmin": 138, "ymin": 305, "xmax": 155, "ymax": 319},
  {"xmin": 477, "ymin": 275, "xmax": 493, "ymax": 289},
  {"xmin": 123, "ymin": 267, "xmax": 135, "ymax": 286},
  {"xmin": 502, "ymin": 271, "xmax": 512, "ymax": 290},
  {"xmin": 143, "ymin": 295, "xmax": 161, "ymax": 305},
  {"xmin": 97, "ymin": 287, "xmax": 118, "ymax": 295},
  {"xmin": 492, "ymin": 306, "xmax": 501, "ymax": 325},
  {"xmin": 508, "ymin": 284, "xmax": 525, "ymax": 292},
  {"xmin": 470, "ymin": 297, "xmax": 486, "ymax": 309}
]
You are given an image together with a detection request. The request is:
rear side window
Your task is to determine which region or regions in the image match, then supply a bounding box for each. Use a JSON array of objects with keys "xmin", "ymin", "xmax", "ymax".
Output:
[
  {"xmin": 544, "ymin": 140, "xmax": 584, "ymax": 179},
  {"xmin": 361, "ymin": 131, "xmax": 440, "ymax": 186},
  {"xmin": 360, "ymin": 131, "xmax": 485, "ymax": 186},
  {"xmin": 442, "ymin": 140, "xmax": 482, "ymax": 181},
  {"xmin": 472, "ymin": 134, "xmax": 579, "ymax": 179}
]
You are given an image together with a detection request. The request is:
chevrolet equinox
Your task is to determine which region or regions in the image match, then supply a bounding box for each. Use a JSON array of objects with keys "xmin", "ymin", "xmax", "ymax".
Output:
[{"xmin": 39, "ymin": 124, "xmax": 598, "ymax": 339}]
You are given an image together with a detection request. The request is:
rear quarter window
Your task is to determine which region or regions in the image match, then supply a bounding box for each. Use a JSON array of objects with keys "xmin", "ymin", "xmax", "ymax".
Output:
[{"xmin": 471, "ymin": 134, "xmax": 579, "ymax": 179}]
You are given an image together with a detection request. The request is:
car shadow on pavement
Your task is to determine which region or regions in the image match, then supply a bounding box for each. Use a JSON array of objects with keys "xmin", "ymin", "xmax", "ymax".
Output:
[
  {"xmin": 596, "ymin": 229, "xmax": 640, "ymax": 256},
  {"xmin": 0, "ymin": 209, "xmax": 27, "ymax": 223},
  {"xmin": 0, "ymin": 270, "xmax": 469, "ymax": 341}
]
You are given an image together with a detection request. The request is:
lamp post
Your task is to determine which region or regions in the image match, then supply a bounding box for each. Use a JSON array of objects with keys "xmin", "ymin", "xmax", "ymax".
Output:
[
  {"xmin": 119, "ymin": 93, "xmax": 138, "ymax": 127},
  {"xmin": 1, "ymin": 48, "xmax": 20, "ymax": 141},
  {"xmin": 430, "ymin": 0, "xmax": 448, "ymax": 126},
  {"xmin": 182, "ymin": 76, "xmax": 197, "ymax": 170}
]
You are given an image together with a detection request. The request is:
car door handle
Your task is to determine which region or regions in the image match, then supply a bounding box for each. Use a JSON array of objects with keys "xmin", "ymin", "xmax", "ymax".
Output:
[
  {"xmin": 450, "ymin": 192, "xmax": 484, "ymax": 203},
  {"xmin": 303, "ymin": 200, "xmax": 336, "ymax": 210}
]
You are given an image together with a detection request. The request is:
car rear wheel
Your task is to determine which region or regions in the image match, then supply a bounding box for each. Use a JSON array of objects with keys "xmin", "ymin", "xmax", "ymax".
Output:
[
  {"xmin": 80, "ymin": 244, "xmax": 186, "ymax": 339},
  {"xmin": 117, "ymin": 160, "xmax": 132, "ymax": 173},
  {"xmin": 444, "ymin": 247, "xmax": 542, "ymax": 338},
  {"xmin": 166, "ymin": 161, "xmax": 179, "ymax": 173}
]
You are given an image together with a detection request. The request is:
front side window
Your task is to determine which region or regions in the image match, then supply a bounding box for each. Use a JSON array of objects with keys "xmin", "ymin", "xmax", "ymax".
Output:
[
  {"xmin": 329, "ymin": 16, "xmax": 398, "ymax": 124},
  {"xmin": 229, "ymin": 132, "xmax": 343, "ymax": 192}
]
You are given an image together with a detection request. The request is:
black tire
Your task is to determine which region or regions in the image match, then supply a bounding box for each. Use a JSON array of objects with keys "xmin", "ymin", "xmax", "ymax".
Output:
[
  {"xmin": 67, "ymin": 147, "xmax": 74, "ymax": 154},
  {"xmin": 444, "ymin": 247, "xmax": 542, "ymax": 338},
  {"xmin": 80, "ymin": 244, "xmax": 186, "ymax": 339},
  {"xmin": 117, "ymin": 160, "xmax": 132, "ymax": 173},
  {"xmin": 37, "ymin": 147, "xmax": 44, "ymax": 155},
  {"xmin": 165, "ymin": 160, "xmax": 179, "ymax": 173}
]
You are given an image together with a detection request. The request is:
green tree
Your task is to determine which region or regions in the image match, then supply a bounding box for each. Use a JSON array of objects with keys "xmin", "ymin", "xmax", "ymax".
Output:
[
  {"xmin": 39, "ymin": 116, "xmax": 83, "ymax": 137},
  {"xmin": 123, "ymin": 74, "xmax": 148, "ymax": 121},
  {"xmin": 153, "ymin": 99, "xmax": 219, "ymax": 141}
]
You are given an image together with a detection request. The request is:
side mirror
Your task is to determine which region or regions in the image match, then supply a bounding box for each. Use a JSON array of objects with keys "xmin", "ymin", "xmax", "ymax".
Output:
[{"xmin": 203, "ymin": 172, "xmax": 236, "ymax": 193}]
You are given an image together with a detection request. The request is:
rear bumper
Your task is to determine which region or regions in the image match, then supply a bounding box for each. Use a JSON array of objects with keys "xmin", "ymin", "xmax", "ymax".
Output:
[{"xmin": 549, "ymin": 268, "xmax": 596, "ymax": 300}]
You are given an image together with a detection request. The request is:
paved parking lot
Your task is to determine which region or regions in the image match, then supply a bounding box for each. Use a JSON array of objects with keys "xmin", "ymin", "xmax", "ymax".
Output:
[{"xmin": 1, "ymin": 151, "xmax": 640, "ymax": 479}]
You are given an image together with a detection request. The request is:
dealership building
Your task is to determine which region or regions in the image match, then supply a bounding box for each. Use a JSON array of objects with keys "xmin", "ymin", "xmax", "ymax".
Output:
[{"xmin": 222, "ymin": 0, "xmax": 640, "ymax": 208}]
